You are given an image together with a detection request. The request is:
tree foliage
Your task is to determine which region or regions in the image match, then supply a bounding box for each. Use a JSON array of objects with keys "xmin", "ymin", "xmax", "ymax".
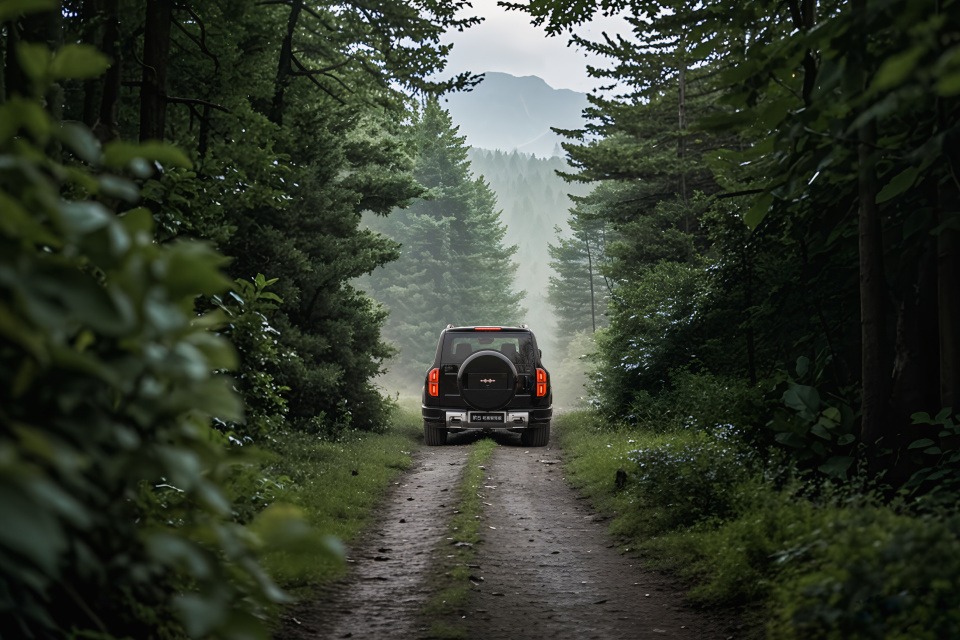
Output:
[
  {"xmin": 1, "ymin": 0, "xmax": 480, "ymax": 634},
  {"xmin": 509, "ymin": 0, "xmax": 960, "ymax": 475},
  {"xmin": 363, "ymin": 100, "xmax": 525, "ymax": 388},
  {"xmin": 547, "ymin": 186, "xmax": 613, "ymax": 336},
  {"xmin": 2, "ymin": 0, "xmax": 483, "ymax": 434},
  {"xmin": 0, "ymin": 24, "xmax": 289, "ymax": 637},
  {"xmin": 468, "ymin": 148, "xmax": 593, "ymax": 344}
]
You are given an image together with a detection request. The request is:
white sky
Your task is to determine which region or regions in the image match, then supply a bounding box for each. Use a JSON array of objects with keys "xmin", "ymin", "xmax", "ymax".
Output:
[{"xmin": 441, "ymin": 0, "xmax": 625, "ymax": 94}]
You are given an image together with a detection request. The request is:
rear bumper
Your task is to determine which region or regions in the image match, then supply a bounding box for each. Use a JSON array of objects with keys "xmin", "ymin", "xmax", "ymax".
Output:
[{"xmin": 422, "ymin": 406, "xmax": 552, "ymax": 431}]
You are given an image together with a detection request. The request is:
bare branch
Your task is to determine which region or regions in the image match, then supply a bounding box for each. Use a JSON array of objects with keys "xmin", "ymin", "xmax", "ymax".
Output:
[
  {"xmin": 290, "ymin": 54, "xmax": 346, "ymax": 104},
  {"xmin": 167, "ymin": 95, "xmax": 230, "ymax": 112},
  {"xmin": 289, "ymin": 55, "xmax": 352, "ymax": 77},
  {"xmin": 173, "ymin": 6, "xmax": 220, "ymax": 76}
]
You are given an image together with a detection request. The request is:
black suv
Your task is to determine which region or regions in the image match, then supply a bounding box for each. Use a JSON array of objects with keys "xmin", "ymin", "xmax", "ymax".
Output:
[{"xmin": 421, "ymin": 325, "xmax": 552, "ymax": 446}]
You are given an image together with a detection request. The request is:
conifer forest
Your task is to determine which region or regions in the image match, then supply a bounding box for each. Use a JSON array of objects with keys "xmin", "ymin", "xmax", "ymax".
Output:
[{"xmin": 1, "ymin": 0, "xmax": 960, "ymax": 638}]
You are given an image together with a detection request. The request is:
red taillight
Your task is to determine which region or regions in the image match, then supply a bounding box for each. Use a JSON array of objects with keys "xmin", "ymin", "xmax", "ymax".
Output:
[
  {"xmin": 474, "ymin": 326, "xmax": 501, "ymax": 331},
  {"xmin": 536, "ymin": 368, "xmax": 548, "ymax": 397},
  {"xmin": 428, "ymin": 368, "xmax": 439, "ymax": 397}
]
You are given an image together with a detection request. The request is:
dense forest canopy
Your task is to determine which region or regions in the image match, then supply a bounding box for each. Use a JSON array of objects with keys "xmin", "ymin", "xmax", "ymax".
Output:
[
  {"xmin": 3, "ymin": 0, "xmax": 960, "ymax": 637},
  {"xmin": 523, "ymin": 0, "xmax": 960, "ymax": 474},
  {"xmin": 0, "ymin": 0, "xmax": 486, "ymax": 636},
  {"xmin": 361, "ymin": 100, "xmax": 524, "ymax": 390}
]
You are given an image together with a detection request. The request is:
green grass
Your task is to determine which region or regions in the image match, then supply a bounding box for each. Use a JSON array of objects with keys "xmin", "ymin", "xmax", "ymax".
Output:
[
  {"xmin": 253, "ymin": 404, "xmax": 422, "ymax": 594},
  {"xmin": 555, "ymin": 409, "xmax": 960, "ymax": 639},
  {"xmin": 423, "ymin": 437, "xmax": 498, "ymax": 639},
  {"xmin": 555, "ymin": 410, "xmax": 790, "ymax": 636},
  {"xmin": 555, "ymin": 410, "xmax": 677, "ymax": 542}
]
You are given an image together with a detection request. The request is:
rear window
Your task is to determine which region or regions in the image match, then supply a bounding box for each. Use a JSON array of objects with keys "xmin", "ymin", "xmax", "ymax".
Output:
[{"xmin": 443, "ymin": 332, "xmax": 536, "ymax": 366}]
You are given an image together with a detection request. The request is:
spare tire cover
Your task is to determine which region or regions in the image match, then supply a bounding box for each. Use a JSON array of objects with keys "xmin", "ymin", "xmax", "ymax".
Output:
[{"xmin": 457, "ymin": 350, "xmax": 518, "ymax": 410}]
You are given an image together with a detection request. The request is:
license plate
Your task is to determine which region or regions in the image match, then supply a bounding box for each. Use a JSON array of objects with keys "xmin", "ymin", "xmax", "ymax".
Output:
[{"xmin": 470, "ymin": 412, "xmax": 504, "ymax": 423}]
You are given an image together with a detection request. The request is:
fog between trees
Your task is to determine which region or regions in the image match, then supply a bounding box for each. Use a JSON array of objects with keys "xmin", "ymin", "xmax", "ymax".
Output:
[{"xmin": 360, "ymin": 101, "xmax": 596, "ymax": 405}]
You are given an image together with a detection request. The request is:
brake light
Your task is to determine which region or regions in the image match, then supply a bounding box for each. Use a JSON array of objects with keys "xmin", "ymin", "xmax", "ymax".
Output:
[
  {"xmin": 536, "ymin": 368, "xmax": 548, "ymax": 397},
  {"xmin": 474, "ymin": 327, "xmax": 501, "ymax": 331},
  {"xmin": 428, "ymin": 368, "xmax": 439, "ymax": 397}
]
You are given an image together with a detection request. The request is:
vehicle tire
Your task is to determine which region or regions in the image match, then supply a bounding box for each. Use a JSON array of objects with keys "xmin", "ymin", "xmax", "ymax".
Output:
[
  {"xmin": 424, "ymin": 422, "xmax": 447, "ymax": 446},
  {"xmin": 521, "ymin": 423, "xmax": 550, "ymax": 447},
  {"xmin": 457, "ymin": 350, "xmax": 518, "ymax": 410}
]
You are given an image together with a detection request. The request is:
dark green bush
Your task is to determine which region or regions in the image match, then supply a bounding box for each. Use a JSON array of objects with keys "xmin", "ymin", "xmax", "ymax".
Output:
[
  {"xmin": 769, "ymin": 509, "xmax": 960, "ymax": 640},
  {"xmin": 765, "ymin": 358, "xmax": 859, "ymax": 480},
  {"xmin": 0, "ymin": 34, "xmax": 288, "ymax": 638},
  {"xmin": 593, "ymin": 261, "xmax": 705, "ymax": 415},
  {"xmin": 211, "ymin": 273, "xmax": 291, "ymax": 441},
  {"xmin": 904, "ymin": 409, "xmax": 960, "ymax": 502},
  {"xmin": 650, "ymin": 479, "xmax": 825, "ymax": 606},
  {"xmin": 626, "ymin": 426, "xmax": 758, "ymax": 531},
  {"xmin": 606, "ymin": 369, "xmax": 763, "ymax": 435}
]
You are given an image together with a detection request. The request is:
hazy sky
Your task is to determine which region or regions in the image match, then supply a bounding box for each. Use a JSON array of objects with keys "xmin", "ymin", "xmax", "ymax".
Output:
[{"xmin": 442, "ymin": 0, "xmax": 624, "ymax": 94}]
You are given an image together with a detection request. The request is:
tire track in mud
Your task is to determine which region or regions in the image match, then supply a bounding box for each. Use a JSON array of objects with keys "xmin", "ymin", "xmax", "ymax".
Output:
[
  {"xmin": 464, "ymin": 435, "xmax": 730, "ymax": 640},
  {"xmin": 281, "ymin": 431, "xmax": 734, "ymax": 640},
  {"xmin": 280, "ymin": 442, "xmax": 473, "ymax": 640}
]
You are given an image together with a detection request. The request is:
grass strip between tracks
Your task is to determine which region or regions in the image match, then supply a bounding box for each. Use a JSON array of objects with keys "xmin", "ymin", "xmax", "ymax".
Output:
[{"xmin": 423, "ymin": 437, "xmax": 498, "ymax": 639}]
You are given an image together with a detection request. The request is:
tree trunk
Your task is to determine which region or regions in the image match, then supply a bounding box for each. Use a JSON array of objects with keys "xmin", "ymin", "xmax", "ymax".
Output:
[
  {"xmin": 95, "ymin": 0, "xmax": 121, "ymax": 142},
  {"xmin": 6, "ymin": 5, "xmax": 64, "ymax": 101},
  {"xmin": 198, "ymin": 104, "xmax": 210, "ymax": 157},
  {"xmin": 937, "ymin": 177, "xmax": 960, "ymax": 409},
  {"xmin": 858, "ymin": 117, "xmax": 888, "ymax": 446},
  {"xmin": 585, "ymin": 237, "xmax": 596, "ymax": 333},
  {"xmin": 850, "ymin": 0, "xmax": 889, "ymax": 449},
  {"xmin": 890, "ymin": 237, "xmax": 939, "ymax": 418},
  {"xmin": 15, "ymin": 5, "xmax": 64, "ymax": 141},
  {"xmin": 2, "ymin": 19, "xmax": 19, "ymax": 100},
  {"xmin": 81, "ymin": 0, "xmax": 101, "ymax": 126},
  {"xmin": 270, "ymin": 0, "xmax": 302, "ymax": 126},
  {"xmin": 787, "ymin": 0, "xmax": 818, "ymax": 105},
  {"xmin": 678, "ymin": 50, "xmax": 687, "ymax": 207},
  {"xmin": 0, "ymin": 21, "xmax": 6, "ymax": 101},
  {"xmin": 742, "ymin": 245, "xmax": 757, "ymax": 385},
  {"xmin": 139, "ymin": 0, "xmax": 172, "ymax": 141}
]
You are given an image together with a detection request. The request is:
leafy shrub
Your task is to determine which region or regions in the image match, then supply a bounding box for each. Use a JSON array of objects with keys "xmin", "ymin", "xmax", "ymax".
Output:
[
  {"xmin": 593, "ymin": 260, "xmax": 706, "ymax": 414},
  {"xmin": 904, "ymin": 408, "xmax": 960, "ymax": 502},
  {"xmin": 669, "ymin": 370, "xmax": 764, "ymax": 435},
  {"xmin": 626, "ymin": 426, "xmax": 758, "ymax": 531},
  {"xmin": 212, "ymin": 273, "xmax": 292, "ymax": 441},
  {"xmin": 769, "ymin": 509, "xmax": 960, "ymax": 640},
  {"xmin": 621, "ymin": 369, "xmax": 763, "ymax": 434},
  {"xmin": 766, "ymin": 357, "xmax": 858, "ymax": 479},
  {"xmin": 650, "ymin": 478, "xmax": 826, "ymax": 606},
  {"xmin": 0, "ymin": 32, "xmax": 289, "ymax": 638}
]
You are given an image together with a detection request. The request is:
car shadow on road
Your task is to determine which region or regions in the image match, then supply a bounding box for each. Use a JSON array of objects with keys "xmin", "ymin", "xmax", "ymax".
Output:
[{"xmin": 443, "ymin": 430, "xmax": 528, "ymax": 448}]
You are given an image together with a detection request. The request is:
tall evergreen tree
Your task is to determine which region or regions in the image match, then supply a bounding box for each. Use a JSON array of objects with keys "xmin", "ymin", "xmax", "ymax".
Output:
[
  {"xmin": 547, "ymin": 194, "xmax": 613, "ymax": 336},
  {"xmin": 509, "ymin": 0, "xmax": 960, "ymax": 474},
  {"xmin": 31, "ymin": 0, "xmax": 483, "ymax": 433},
  {"xmin": 364, "ymin": 100, "xmax": 524, "ymax": 388}
]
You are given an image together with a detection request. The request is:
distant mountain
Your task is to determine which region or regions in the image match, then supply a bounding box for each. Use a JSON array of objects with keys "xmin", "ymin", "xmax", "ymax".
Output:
[{"xmin": 442, "ymin": 72, "xmax": 589, "ymax": 158}]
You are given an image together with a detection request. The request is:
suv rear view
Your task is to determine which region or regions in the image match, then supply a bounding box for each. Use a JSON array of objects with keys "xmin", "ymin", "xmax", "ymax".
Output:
[{"xmin": 421, "ymin": 325, "xmax": 552, "ymax": 446}]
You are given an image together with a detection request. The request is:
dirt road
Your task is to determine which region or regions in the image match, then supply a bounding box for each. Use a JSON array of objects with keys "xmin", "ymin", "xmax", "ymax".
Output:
[{"xmin": 280, "ymin": 432, "xmax": 732, "ymax": 639}]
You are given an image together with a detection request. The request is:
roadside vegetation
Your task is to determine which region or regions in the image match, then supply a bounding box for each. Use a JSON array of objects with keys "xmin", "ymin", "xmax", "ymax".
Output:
[
  {"xmin": 255, "ymin": 406, "xmax": 422, "ymax": 597},
  {"xmin": 557, "ymin": 386, "xmax": 960, "ymax": 638},
  {"xmin": 6, "ymin": 0, "xmax": 960, "ymax": 637},
  {"xmin": 0, "ymin": 1, "xmax": 487, "ymax": 638},
  {"xmin": 530, "ymin": 0, "xmax": 960, "ymax": 637}
]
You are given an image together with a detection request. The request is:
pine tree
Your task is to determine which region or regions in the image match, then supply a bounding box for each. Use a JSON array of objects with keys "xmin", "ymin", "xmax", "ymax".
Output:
[
  {"xmin": 364, "ymin": 100, "xmax": 524, "ymax": 387},
  {"xmin": 547, "ymin": 198, "xmax": 613, "ymax": 336}
]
